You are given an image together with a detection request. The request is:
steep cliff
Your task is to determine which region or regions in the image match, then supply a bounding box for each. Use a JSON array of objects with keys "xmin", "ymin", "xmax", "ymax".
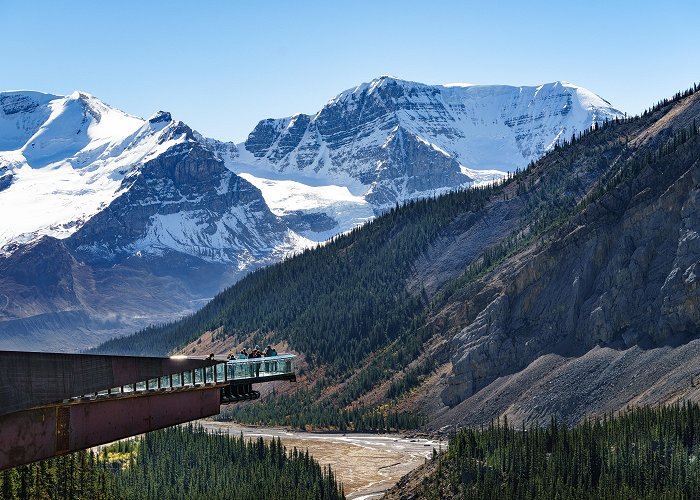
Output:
[{"xmin": 431, "ymin": 88, "xmax": 700, "ymax": 426}]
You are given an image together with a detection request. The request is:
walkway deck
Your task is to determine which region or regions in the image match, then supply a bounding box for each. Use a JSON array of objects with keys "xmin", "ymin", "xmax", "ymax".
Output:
[{"xmin": 71, "ymin": 354, "xmax": 296, "ymax": 401}]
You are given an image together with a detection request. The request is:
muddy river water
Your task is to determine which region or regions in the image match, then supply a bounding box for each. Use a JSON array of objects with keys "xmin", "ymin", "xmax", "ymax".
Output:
[{"xmin": 200, "ymin": 421, "xmax": 444, "ymax": 499}]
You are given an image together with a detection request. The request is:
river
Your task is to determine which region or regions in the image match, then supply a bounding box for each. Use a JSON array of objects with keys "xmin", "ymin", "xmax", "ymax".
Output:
[{"xmin": 200, "ymin": 421, "xmax": 444, "ymax": 499}]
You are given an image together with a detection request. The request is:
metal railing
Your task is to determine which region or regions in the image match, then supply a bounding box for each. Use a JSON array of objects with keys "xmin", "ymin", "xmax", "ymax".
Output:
[{"xmin": 70, "ymin": 354, "xmax": 295, "ymax": 400}]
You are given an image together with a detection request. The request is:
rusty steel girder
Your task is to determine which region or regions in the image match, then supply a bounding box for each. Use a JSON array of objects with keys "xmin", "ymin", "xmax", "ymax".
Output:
[
  {"xmin": 0, "ymin": 351, "xmax": 224, "ymax": 471},
  {"xmin": 0, "ymin": 351, "xmax": 298, "ymax": 471},
  {"xmin": 0, "ymin": 386, "xmax": 222, "ymax": 470}
]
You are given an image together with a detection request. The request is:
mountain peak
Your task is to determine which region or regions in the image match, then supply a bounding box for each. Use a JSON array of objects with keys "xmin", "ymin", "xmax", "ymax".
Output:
[
  {"xmin": 548, "ymin": 81, "xmax": 617, "ymax": 110},
  {"xmin": 244, "ymin": 77, "xmax": 624, "ymax": 200},
  {"xmin": 370, "ymin": 74, "xmax": 401, "ymax": 85},
  {"xmin": 148, "ymin": 111, "xmax": 172, "ymax": 124},
  {"xmin": 66, "ymin": 90, "xmax": 106, "ymax": 110}
]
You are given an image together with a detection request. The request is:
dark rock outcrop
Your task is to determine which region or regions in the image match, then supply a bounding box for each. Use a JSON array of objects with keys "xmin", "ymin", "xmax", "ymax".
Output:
[{"xmin": 69, "ymin": 125, "xmax": 288, "ymax": 267}]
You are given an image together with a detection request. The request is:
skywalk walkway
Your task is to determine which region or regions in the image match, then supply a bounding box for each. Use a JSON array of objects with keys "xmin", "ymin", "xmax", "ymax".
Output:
[{"xmin": 71, "ymin": 354, "xmax": 296, "ymax": 402}]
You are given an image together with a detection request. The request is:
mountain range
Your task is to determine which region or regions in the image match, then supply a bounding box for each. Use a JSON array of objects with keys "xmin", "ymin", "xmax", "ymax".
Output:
[
  {"xmin": 233, "ymin": 77, "xmax": 621, "ymax": 206},
  {"xmin": 0, "ymin": 77, "xmax": 622, "ymax": 350},
  {"xmin": 96, "ymin": 83, "xmax": 700, "ymax": 431}
]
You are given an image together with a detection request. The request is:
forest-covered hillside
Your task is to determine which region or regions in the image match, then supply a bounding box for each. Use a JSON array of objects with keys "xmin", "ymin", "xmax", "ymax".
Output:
[
  {"xmin": 386, "ymin": 402, "xmax": 700, "ymax": 500},
  {"xmin": 95, "ymin": 85, "xmax": 700, "ymax": 430}
]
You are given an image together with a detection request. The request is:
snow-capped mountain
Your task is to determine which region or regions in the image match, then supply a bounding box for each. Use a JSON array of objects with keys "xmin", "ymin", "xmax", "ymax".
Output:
[
  {"xmin": 0, "ymin": 91, "xmax": 304, "ymax": 263},
  {"xmin": 229, "ymin": 77, "xmax": 624, "ymax": 206},
  {"xmin": 0, "ymin": 79, "xmax": 623, "ymax": 351},
  {"xmin": 0, "ymin": 90, "xmax": 144, "ymax": 246},
  {"xmin": 0, "ymin": 90, "xmax": 307, "ymax": 350}
]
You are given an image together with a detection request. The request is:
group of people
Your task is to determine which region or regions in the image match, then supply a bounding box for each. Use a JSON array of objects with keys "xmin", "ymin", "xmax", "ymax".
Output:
[
  {"xmin": 223, "ymin": 344, "xmax": 279, "ymax": 378},
  {"xmin": 227, "ymin": 344, "xmax": 278, "ymax": 360}
]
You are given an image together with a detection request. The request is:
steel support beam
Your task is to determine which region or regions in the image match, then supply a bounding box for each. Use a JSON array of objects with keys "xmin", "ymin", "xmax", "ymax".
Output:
[
  {"xmin": 0, "ymin": 351, "xmax": 297, "ymax": 471},
  {"xmin": 0, "ymin": 387, "xmax": 222, "ymax": 470}
]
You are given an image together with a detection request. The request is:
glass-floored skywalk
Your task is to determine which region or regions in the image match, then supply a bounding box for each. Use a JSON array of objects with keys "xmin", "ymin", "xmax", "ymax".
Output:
[{"xmin": 66, "ymin": 354, "xmax": 296, "ymax": 402}]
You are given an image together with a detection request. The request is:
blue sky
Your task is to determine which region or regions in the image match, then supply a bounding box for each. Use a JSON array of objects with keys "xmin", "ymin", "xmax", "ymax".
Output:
[{"xmin": 3, "ymin": 0, "xmax": 698, "ymax": 142}]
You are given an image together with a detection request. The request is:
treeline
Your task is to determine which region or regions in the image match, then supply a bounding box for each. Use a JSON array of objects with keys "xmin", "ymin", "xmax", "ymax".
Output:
[
  {"xmin": 95, "ymin": 181, "xmax": 501, "ymax": 374},
  {"xmin": 642, "ymin": 83, "xmax": 699, "ymax": 117},
  {"xmin": 221, "ymin": 387, "xmax": 426, "ymax": 432},
  {"xmin": 557, "ymin": 82, "xmax": 699, "ymax": 150},
  {"xmin": 0, "ymin": 451, "xmax": 114, "ymax": 499},
  {"xmin": 410, "ymin": 402, "xmax": 700, "ymax": 499},
  {"xmin": 0, "ymin": 426, "xmax": 344, "ymax": 500},
  {"xmin": 114, "ymin": 425, "xmax": 344, "ymax": 499}
]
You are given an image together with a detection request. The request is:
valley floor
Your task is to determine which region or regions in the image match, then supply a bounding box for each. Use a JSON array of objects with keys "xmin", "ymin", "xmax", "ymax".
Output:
[{"xmin": 200, "ymin": 421, "xmax": 444, "ymax": 499}]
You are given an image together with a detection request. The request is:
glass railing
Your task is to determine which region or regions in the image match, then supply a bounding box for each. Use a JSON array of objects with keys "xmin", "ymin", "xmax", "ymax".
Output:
[
  {"xmin": 71, "ymin": 354, "xmax": 295, "ymax": 400},
  {"xmin": 224, "ymin": 354, "xmax": 295, "ymax": 381}
]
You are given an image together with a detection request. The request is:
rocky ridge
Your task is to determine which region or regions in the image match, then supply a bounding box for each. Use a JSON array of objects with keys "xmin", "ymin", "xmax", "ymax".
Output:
[{"xmin": 233, "ymin": 77, "xmax": 623, "ymax": 206}]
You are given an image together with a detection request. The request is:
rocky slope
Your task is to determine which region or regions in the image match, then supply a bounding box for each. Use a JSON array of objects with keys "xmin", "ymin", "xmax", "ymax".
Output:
[
  {"xmin": 381, "ymin": 93, "xmax": 697, "ymax": 429},
  {"xmin": 429, "ymin": 89, "xmax": 700, "ymax": 427}
]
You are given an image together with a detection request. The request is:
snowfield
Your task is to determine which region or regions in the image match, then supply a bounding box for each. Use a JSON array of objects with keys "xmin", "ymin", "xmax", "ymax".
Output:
[{"xmin": 238, "ymin": 172, "xmax": 374, "ymax": 240}]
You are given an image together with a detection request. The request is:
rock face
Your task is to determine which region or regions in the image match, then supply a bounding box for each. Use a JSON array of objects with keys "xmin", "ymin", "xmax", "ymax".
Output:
[
  {"xmin": 235, "ymin": 77, "xmax": 623, "ymax": 206},
  {"xmin": 68, "ymin": 125, "xmax": 291, "ymax": 267},
  {"xmin": 442, "ymin": 153, "xmax": 700, "ymax": 407},
  {"xmin": 434, "ymin": 90, "xmax": 700, "ymax": 424}
]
